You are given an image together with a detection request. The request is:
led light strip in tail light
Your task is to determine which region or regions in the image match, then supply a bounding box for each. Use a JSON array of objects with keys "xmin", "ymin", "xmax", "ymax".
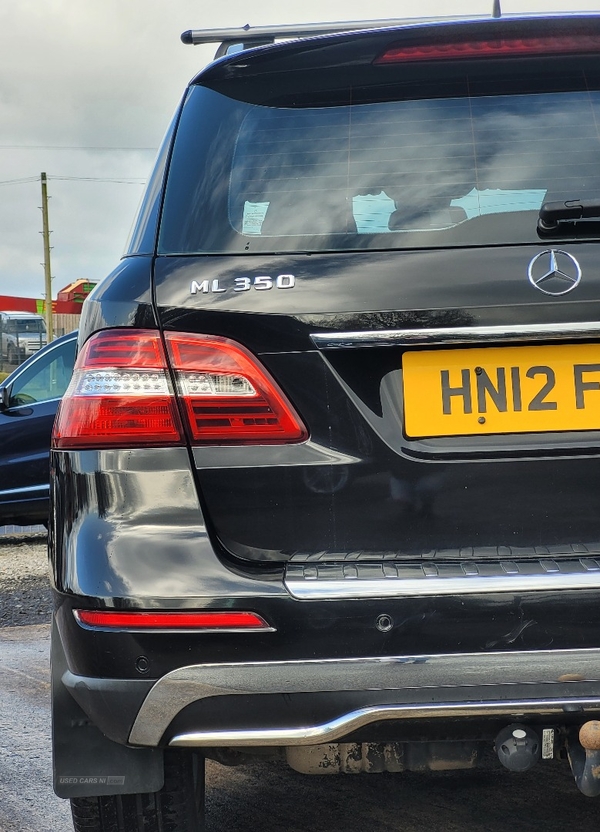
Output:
[
  {"xmin": 52, "ymin": 329, "xmax": 308, "ymax": 449},
  {"xmin": 74, "ymin": 609, "xmax": 275, "ymax": 632}
]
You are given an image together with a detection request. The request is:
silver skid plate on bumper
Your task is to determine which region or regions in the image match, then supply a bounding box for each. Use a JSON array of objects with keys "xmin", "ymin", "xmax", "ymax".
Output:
[{"xmin": 127, "ymin": 648, "xmax": 600, "ymax": 747}]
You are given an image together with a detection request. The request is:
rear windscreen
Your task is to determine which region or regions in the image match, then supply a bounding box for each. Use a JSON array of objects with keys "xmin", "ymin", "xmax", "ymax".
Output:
[{"xmin": 158, "ymin": 70, "xmax": 600, "ymax": 254}]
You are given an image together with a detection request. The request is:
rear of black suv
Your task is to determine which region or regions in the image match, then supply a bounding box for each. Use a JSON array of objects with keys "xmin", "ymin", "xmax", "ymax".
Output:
[{"xmin": 51, "ymin": 14, "xmax": 600, "ymax": 831}]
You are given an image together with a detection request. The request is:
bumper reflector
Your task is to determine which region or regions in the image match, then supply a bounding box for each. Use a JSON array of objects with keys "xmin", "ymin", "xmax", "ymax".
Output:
[{"xmin": 73, "ymin": 610, "xmax": 274, "ymax": 632}]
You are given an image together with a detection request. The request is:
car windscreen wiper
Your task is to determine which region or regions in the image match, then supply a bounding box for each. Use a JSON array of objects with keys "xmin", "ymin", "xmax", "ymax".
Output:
[{"xmin": 538, "ymin": 199, "xmax": 600, "ymax": 235}]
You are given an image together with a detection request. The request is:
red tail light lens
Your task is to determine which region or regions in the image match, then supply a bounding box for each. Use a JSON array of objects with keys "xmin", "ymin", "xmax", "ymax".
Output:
[
  {"xmin": 374, "ymin": 35, "xmax": 600, "ymax": 64},
  {"xmin": 52, "ymin": 329, "xmax": 308, "ymax": 449},
  {"xmin": 74, "ymin": 609, "xmax": 274, "ymax": 632},
  {"xmin": 52, "ymin": 331, "xmax": 183, "ymax": 449},
  {"xmin": 165, "ymin": 332, "xmax": 308, "ymax": 444}
]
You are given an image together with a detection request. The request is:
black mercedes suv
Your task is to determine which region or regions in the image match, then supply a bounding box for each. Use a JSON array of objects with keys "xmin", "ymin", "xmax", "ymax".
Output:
[{"xmin": 51, "ymin": 13, "xmax": 600, "ymax": 830}]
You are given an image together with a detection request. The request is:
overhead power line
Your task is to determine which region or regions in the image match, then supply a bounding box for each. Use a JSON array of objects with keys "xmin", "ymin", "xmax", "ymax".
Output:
[
  {"xmin": 0, "ymin": 145, "xmax": 156, "ymax": 151},
  {"xmin": 0, "ymin": 175, "xmax": 146, "ymax": 186},
  {"xmin": 50, "ymin": 175, "xmax": 146, "ymax": 184},
  {"xmin": 0, "ymin": 176, "xmax": 40, "ymax": 186}
]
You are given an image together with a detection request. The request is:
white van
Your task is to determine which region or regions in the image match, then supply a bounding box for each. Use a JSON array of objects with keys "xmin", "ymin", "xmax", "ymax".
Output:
[{"xmin": 0, "ymin": 311, "xmax": 47, "ymax": 363}]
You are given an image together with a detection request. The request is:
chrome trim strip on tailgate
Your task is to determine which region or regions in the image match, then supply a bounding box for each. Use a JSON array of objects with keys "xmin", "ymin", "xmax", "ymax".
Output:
[
  {"xmin": 284, "ymin": 558, "xmax": 600, "ymax": 599},
  {"xmin": 311, "ymin": 322, "xmax": 600, "ymax": 349},
  {"xmin": 127, "ymin": 647, "xmax": 600, "ymax": 746}
]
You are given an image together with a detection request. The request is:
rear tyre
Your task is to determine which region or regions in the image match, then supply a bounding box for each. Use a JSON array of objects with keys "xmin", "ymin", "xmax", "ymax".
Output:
[{"xmin": 70, "ymin": 750, "xmax": 205, "ymax": 832}]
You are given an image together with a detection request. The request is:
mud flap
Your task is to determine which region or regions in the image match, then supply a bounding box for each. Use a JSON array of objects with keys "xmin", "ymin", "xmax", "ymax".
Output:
[{"xmin": 51, "ymin": 620, "xmax": 164, "ymax": 799}]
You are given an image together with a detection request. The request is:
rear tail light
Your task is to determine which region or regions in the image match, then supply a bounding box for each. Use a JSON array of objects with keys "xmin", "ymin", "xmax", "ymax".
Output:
[
  {"xmin": 374, "ymin": 34, "xmax": 600, "ymax": 64},
  {"xmin": 52, "ymin": 331, "xmax": 183, "ymax": 449},
  {"xmin": 52, "ymin": 329, "xmax": 307, "ymax": 449},
  {"xmin": 74, "ymin": 609, "xmax": 274, "ymax": 632},
  {"xmin": 164, "ymin": 333, "xmax": 307, "ymax": 444}
]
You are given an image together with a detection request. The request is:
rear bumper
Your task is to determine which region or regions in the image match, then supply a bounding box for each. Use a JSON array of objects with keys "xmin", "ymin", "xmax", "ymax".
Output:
[
  {"xmin": 61, "ymin": 648, "xmax": 600, "ymax": 749},
  {"xmin": 285, "ymin": 551, "xmax": 600, "ymax": 598}
]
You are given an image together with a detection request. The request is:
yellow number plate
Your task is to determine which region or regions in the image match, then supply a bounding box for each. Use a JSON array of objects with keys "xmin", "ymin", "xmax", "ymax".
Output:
[{"xmin": 402, "ymin": 344, "xmax": 600, "ymax": 438}]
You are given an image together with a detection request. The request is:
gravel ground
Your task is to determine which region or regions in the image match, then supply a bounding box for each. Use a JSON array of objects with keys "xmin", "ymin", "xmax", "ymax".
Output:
[{"xmin": 0, "ymin": 534, "xmax": 52, "ymax": 627}]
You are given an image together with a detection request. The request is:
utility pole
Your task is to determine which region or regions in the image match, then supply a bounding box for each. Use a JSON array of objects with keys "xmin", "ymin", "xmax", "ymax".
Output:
[{"xmin": 40, "ymin": 172, "xmax": 54, "ymax": 341}]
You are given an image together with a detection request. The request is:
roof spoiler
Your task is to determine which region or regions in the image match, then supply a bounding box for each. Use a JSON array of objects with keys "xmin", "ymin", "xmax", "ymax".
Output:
[{"xmin": 181, "ymin": 17, "xmax": 477, "ymax": 59}]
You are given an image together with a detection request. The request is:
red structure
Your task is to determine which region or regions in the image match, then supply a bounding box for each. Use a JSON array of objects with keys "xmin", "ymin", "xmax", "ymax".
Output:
[
  {"xmin": 0, "ymin": 280, "xmax": 96, "ymax": 316},
  {"xmin": 57, "ymin": 279, "xmax": 97, "ymax": 306}
]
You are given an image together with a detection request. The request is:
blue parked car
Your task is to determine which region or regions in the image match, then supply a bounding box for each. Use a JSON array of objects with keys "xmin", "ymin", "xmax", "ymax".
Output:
[{"xmin": 0, "ymin": 330, "xmax": 76, "ymax": 525}]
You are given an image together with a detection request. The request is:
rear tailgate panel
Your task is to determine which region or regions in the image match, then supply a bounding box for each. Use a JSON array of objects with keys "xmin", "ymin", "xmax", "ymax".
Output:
[{"xmin": 155, "ymin": 249, "xmax": 600, "ymax": 562}]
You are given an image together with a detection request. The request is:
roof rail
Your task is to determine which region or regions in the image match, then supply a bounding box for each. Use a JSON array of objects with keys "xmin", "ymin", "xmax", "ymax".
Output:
[{"xmin": 181, "ymin": 18, "xmax": 467, "ymax": 59}]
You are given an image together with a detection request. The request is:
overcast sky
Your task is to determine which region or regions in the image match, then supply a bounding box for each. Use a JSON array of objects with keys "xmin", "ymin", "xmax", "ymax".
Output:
[{"xmin": 0, "ymin": 0, "xmax": 598, "ymax": 299}]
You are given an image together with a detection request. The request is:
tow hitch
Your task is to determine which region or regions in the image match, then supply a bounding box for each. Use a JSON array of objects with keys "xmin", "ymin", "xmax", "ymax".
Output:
[{"xmin": 568, "ymin": 721, "xmax": 600, "ymax": 797}]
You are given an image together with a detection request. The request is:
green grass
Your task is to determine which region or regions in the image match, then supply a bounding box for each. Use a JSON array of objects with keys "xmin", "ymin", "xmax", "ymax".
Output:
[{"xmin": 0, "ymin": 372, "xmax": 10, "ymax": 383}]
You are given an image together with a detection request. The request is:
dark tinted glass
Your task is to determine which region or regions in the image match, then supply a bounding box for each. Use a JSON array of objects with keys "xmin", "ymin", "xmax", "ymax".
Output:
[
  {"xmin": 158, "ymin": 69, "xmax": 600, "ymax": 254},
  {"xmin": 9, "ymin": 318, "xmax": 46, "ymax": 333}
]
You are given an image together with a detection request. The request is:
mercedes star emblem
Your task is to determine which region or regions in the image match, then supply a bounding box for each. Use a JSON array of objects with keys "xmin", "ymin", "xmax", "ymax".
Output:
[{"xmin": 527, "ymin": 250, "xmax": 582, "ymax": 296}]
